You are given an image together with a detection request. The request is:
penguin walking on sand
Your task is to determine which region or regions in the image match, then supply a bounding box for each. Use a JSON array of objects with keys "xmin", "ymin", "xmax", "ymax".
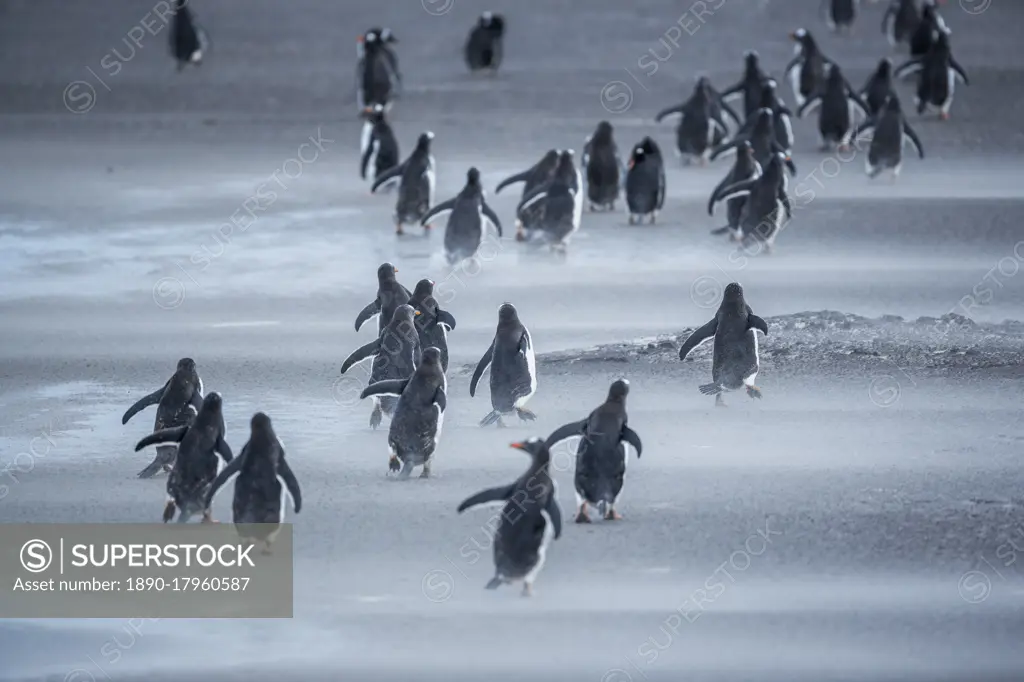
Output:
[
  {"xmin": 678, "ymin": 282, "xmax": 769, "ymax": 407},
  {"xmin": 135, "ymin": 392, "xmax": 232, "ymax": 523},
  {"xmin": 122, "ymin": 357, "xmax": 204, "ymax": 479},
  {"xmin": 372, "ymin": 132, "xmax": 436, "ymax": 235},
  {"xmin": 655, "ymin": 79, "xmax": 735, "ymax": 165},
  {"xmin": 881, "ymin": 0, "xmax": 922, "ymax": 48},
  {"xmin": 465, "ymin": 12, "xmax": 505, "ymax": 74},
  {"xmin": 408, "ymin": 279, "xmax": 457, "ymax": 373},
  {"xmin": 204, "ymin": 413, "xmax": 301, "ymax": 554},
  {"xmin": 708, "ymin": 152, "xmax": 793, "ymax": 251},
  {"xmin": 545, "ymin": 380, "xmax": 643, "ymax": 523},
  {"xmin": 844, "ymin": 94, "xmax": 925, "ymax": 179},
  {"xmin": 733, "ymin": 81, "xmax": 794, "ymax": 157},
  {"xmin": 354, "ymin": 262, "xmax": 412, "ymax": 338},
  {"xmin": 910, "ymin": 1, "xmax": 948, "ymax": 58},
  {"xmin": 359, "ymin": 346, "xmax": 448, "ymax": 479},
  {"xmin": 515, "ymin": 150, "xmax": 583, "ymax": 251},
  {"xmin": 342, "ymin": 305, "xmax": 421, "ymax": 430},
  {"xmin": 797, "ymin": 64, "xmax": 870, "ymax": 151},
  {"xmin": 823, "ymin": 0, "xmax": 858, "ymax": 34},
  {"xmin": 786, "ymin": 29, "xmax": 833, "ymax": 109},
  {"xmin": 357, "ymin": 29, "xmax": 400, "ymax": 89},
  {"xmin": 357, "ymin": 30, "xmax": 397, "ymax": 113},
  {"xmin": 581, "ymin": 121, "xmax": 626, "ymax": 212},
  {"xmin": 624, "ymin": 137, "xmax": 666, "ymax": 225},
  {"xmin": 721, "ymin": 51, "xmax": 772, "ymax": 120},
  {"xmin": 496, "ymin": 150, "xmax": 560, "ymax": 238},
  {"xmin": 708, "ymin": 141, "xmax": 762, "ymax": 239},
  {"xmin": 456, "ymin": 437, "xmax": 562, "ymax": 597},
  {"xmin": 420, "ymin": 167, "xmax": 503, "ymax": 265},
  {"xmin": 169, "ymin": 0, "xmax": 207, "ymax": 71},
  {"xmin": 711, "ymin": 109, "xmax": 797, "ymax": 176},
  {"xmin": 895, "ymin": 32, "xmax": 969, "ymax": 119},
  {"xmin": 360, "ymin": 104, "xmax": 400, "ymax": 186},
  {"xmin": 861, "ymin": 58, "xmax": 896, "ymax": 117},
  {"xmin": 470, "ymin": 303, "xmax": 537, "ymax": 427}
]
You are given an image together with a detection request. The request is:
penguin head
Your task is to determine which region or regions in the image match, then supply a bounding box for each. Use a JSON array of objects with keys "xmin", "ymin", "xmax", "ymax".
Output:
[
  {"xmin": 487, "ymin": 14, "xmax": 505, "ymax": 35},
  {"xmin": 933, "ymin": 30, "xmax": 951, "ymax": 52},
  {"xmin": 202, "ymin": 392, "xmax": 223, "ymax": 411},
  {"xmin": 466, "ymin": 167, "xmax": 481, "ymax": 186},
  {"xmin": 789, "ymin": 28, "xmax": 813, "ymax": 53},
  {"xmin": 173, "ymin": 0, "xmax": 187, "ymax": 10},
  {"xmin": 361, "ymin": 103, "xmax": 386, "ymax": 123},
  {"xmin": 555, "ymin": 150, "xmax": 575, "ymax": 179},
  {"xmin": 826, "ymin": 63, "xmax": 844, "ymax": 85},
  {"xmin": 758, "ymin": 83, "xmax": 776, "ymax": 108},
  {"xmin": 736, "ymin": 140, "xmax": 754, "ymax": 161},
  {"xmin": 251, "ymin": 412, "xmax": 272, "ymax": 432},
  {"xmin": 176, "ymin": 357, "xmax": 196, "ymax": 373},
  {"xmin": 416, "ymin": 132, "xmax": 434, "ymax": 152},
  {"xmin": 877, "ymin": 57, "xmax": 892, "ymax": 78},
  {"xmin": 594, "ymin": 120, "xmax": 613, "ymax": 143},
  {"xmin": 380, "ymin": 28, "xmax": 397, "ymax": 44},
  {"xmin": 421, "ymin": 346, "xmax": 443, "ymax": 367},
  {"xmin": 608, "ymin": 379, "xmax": 630, "ymax": 403},
  {"xmin": 497, "ymin": 302, "xmax": 519, "ymax": 324},
  {"xmin": 883, "ymin": 93, "xmax": 902, "ymax": 114},
  {"xmin": 377, "ymin": 262, "xmax": 398, "ymax": 282},
  {"xmin": 412, "ymin": 278, "xmax": 435, "ymax": 302},
  {"xmin": 754, "ymin": 107, "xmax": 774, "ymax": 131},
  {"xmin": 539, "ymin": 149, "xmax": 560, "ymax": 170},
  {"xmin": 744, "ymin": 51, "xmax": 760, "ymax": 72},
  {"xmin": 510, "ymin": 437, "xmax": 549, "ymax": 462},
  {"xmin": 722, "ymin": 282, "xmax": 745, "ymax": 306},
  {"xmin": 391, "ymin": 304, "xmax": 417, "ymax": 326}
]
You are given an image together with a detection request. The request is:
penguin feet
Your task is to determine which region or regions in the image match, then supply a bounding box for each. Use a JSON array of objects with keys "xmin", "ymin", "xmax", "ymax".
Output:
[
  {"xmin": 515, "ymin": 229, "xmax": 527, "ymax": 242},
  {"xmin": 479, "ymin": 410, "xmax": 502, "ymax": 427},
  {"xmin": 515, "ymin": 408, "xmax": 537, "ymax": 422},
  {"xmin": 604, "ymin": 507, "xmax": 623, "ymax": 521},
  {"xmin": 398, "ymin": 461, "xmax": 414, "ymax": 480},
  {"xmin": 388, "ymin": 455, "xmax": 402, "ymax": 474},
  {"xmin": 370, "ymin": 406, "xmax": 383, "ymax": 430},
  {"xmin": 395, "ymin": 225, "xmax": 405, "ymax": 236},
  {"xmin": 575, "ymin": 504, "xmax": 591, "ymax": 523},
  {"xmin": 746, "ymin": 385, "xmax": 763, "ymax": 399},
  {"xmin": 162, "ymin": 500, "xmax": 176, "ymax": 523},
  {"xmin": 628, "ymin": 214, "xmax": 636, "ymax": 225},
  {"xmin": 521, "ymin": 582, "xmax": 534, "ymax": 598},
  {"xmin": 496, "ymin": 417, "xmax": 508, "ymax": 428},
  {"xmin": 939, "ymin": 111, "xmax": 950, "ymax": 121},
  {"xmin": 649, "ymin": 212, "xmax": 658, "ymax": 225},
  {"xmin": 201, "ymin": 509, "xmax": 215, "ymax": 524},
  {"xmin": 419, "ymin": 461, "xmax": 432, "ymax": 479},
  {"xmin": 715, "ymin": 393, "xmax": 727, "ymax": 408}
]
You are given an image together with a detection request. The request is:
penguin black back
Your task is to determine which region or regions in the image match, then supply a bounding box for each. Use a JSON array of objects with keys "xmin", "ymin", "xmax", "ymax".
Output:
[
  {"xmin": 408, "ymin": 279, "xmax": 457, "ymax": 372},
  {"xmin": 465, "ymin": 12, "xmax": 505, "ymax": 72},
  {"xmin": 625, "ymin": 137, "xmax": 665, "ymax": 223},
  {"xmin": 582, "ymin": 121, "xmax": 622, "ymax": 210},
  {"xmin": 170, "ymin": 0, "xmax": 203, "ymax": 69}
]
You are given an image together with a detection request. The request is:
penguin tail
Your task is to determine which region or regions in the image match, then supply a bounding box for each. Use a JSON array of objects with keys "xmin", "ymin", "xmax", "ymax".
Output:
[
  {"xmin": 479, "ymin": 410, "xmax": 502, "ymax": 427},
  {"xmin": 485, "ymin": 576, "xmax": 503, "ymax": 590},
  {"xmin": 709, "ymin": 225, "xmax": 732, "ymax": 235},
  {"xmin": 699, "ymin": 383, "xmax": 724, "ymax": 396},
  {"xmin": 597, "ymin": 500, "xmax": 608, "ymax": 517}
]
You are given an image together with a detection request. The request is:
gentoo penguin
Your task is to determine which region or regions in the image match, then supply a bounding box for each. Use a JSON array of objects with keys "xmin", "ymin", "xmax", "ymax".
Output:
[
  {"xmin": 354, "ymin": 262, "xmax": 412, "ymax": 338},
  {"xmin": 456, "ymin": 437, "xmax": 562, "ymax": 597},
  {"xmin": 419, "ymin": 167, "xmax": 503, "ymax": 265},
  {"xmin": 881, "ymin": 0, "xmax": 922, "ymax": 48},
  {"xmin": 721, "ymin": 51, "xmax": 772, "ymax": 120},
  {"xmin": 371, "ymin": 132, "xmax": 436, "ymax": 235},
  {"xmin": 470, "ymin": 303, "xmax": 537, "ymax": 427},
  {"xmin": 515, "ymin": 150, "xmax": 583, "ymax": 252},
  {"xmin": 861, "ymin": 58, "xmax": 896, "ymax": 117},
  {"xmin": 581, "ymin": 121, "xmax": 626, "ymax": 211},
  {"xmin": 624, "ymin": 137, "xmax": 666, "ymax": 225},
  {"xmin": 785, "ymin": 29, "xmax": 833, "ymax": 109},
  {"xmin": 845, "ymin": 94, "xmax": 925, "ymax": 179},
  {"xmin": 545, "ymin": 380, "xmax": 643, "ymax": 523},
  {"xmin": 360, "ymin": 104, "xmax": 400, "ymax": 186},
  {"xmin": 700, "ymin": 78, "xmax": 744, "ymax": 146},
  {"xmin": 910, "ymin": 1, "xmax": 949, "ymax": 58},
  {"xmin": 734, "ymin": 80, "xmax": 794, "ymax": 156},
  {"xmin": 677, "ymin": 282, "xmax": 769, "ymax": 407},
  {"xmin": 342, "ymin": 305, "xmax": 421, "ymax": 430},
  {"xmin": 823, "ymin": 0, "xmax": 857, "ymax": 34},
  {"xmin": 711, "ymin": 108, "xmax": 797, "ymax": 176},
  {"xmin": 169, "ymin": 0, "xmax": 207, "ymax": 71},
  {"xmin": 122, "ymin": 357, "xmax": 204, "ymax": 479},
  {"xmin": 134, "ymin": 392, "xmax": 232, "ymax": 523},
  {"xmin": 796, "ymin": 64, "xmax": 870, "ymax": 151},
  {"xmin": 708, "ymin": 152, "xmax": 793, "ymax": 251},
  {"xmin": 655, "ymin": 79, "xmax": 734, "ymax": 165},
  {"xmin": 895, "ymin": 31, "xmax": 969, "ymax": 119},
  {"xmin": 465, "ymin": 12, "xmax": 505, "ymax": 74},
  {"xmin": 357, "ymin": 30, "xmax": 396, "ymax": 113},
  {"xmin": 708, "ymin": 141, "xmax": 762, "ymax": 239},
  {"xmin": 204, "ymin": 412, "xmax": 301, "ymax": 554},
  {"xmin": 408, "ymin": 279, "xmax": 457, "ymax": 373},
  {"xmin": 355, "ymin": 28, "xmax": 401, "ymax": 102},
  {"xmin": 359, "ymin": 346, "xmax": 447, "ymax": 479},
  {"xmin": 495, "ymin": 150, "xmax": 560, "ymax": 237}
]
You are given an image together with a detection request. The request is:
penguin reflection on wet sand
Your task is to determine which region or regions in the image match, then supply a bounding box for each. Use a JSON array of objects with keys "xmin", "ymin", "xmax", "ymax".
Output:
[
  {"xmin": 624, "ymin": 137, "xmax": 666, "ymax": 225},
  {"xmin": 708, "ymin": 152, "xmax": 793, "ymax": 251},
  {"xmin": 786, "ymin": 29, "xmax": 833, "ymax": 109},
  {"xmin": 495, "ymin": 149, "xmax": 560, "ymax": 237},
  {"xmin": 360, "ymin": 347, "xmax": 447, "ymax": 479},
  {"xmin": 204, "ymin": 413, "xmax": 301, "ymax": 554},
  {"xmin": 708, "ymin": 141, "xmax": 762, "ymax": 240},
  {"xmin": 895, "ymin": 31, "xmax": 969, "ymax": 120},
  {"xmin": 420, "ymin": 167, "xmax": 503, "ymax": 266},
  {"xmin": 135, "ymin": 392, "xmax": 233, "ymax": 523},
  {"xmin": 457, "ymin": 437, "xmax": 562, "ymax": 597},
  {"xmin": 796, "ymin": 64, "xmax": 870, "ymax": 151},
  {"xmin": 678, "ymin": 283, "xmax": 769, "ymax": 407},
  {"xmin": 515, "ymin": 150, "xmax": 583, "ymax": 252},
  {"xmin": 360, "ymin": 104, "xmax": 400, "ymax": 187},
  {"xmin": 408, "ymin": 279, "xmax": 457, "ymax": 373},
  {"xmin": 470, "ymin": 303, "xmax": 537, "ymax": 427},
  {"xmin": 545, "ymin": 380, "xmax": 643, "ymax": 523},
  {"xmin": 122, "ymin": 357, "xmax": 204, "ymax": 479},
  {"xmin": 354, "ymin": 262, "xmax": 412, "ymax": 338},
  {"xmin": 844, "ymin": 94, "xmax": 925, "ymax": 180},
  {"xmin": 342, "ymin": 305, "xmax": 421, "ymax": 430},
  {"xmin": 169, "ymin": 0, "xmax": 207, "ymax": 71},
  {"xmin": 581, "ymin": 121, "xmax": 626, "ymax": 212},
  {"xmin": 465, "ymin": 12, "xmax": 505, "ymax": 74},
  {"xmin": 371, "ymin": 131, "xmax": 436, "ymax": 235}
]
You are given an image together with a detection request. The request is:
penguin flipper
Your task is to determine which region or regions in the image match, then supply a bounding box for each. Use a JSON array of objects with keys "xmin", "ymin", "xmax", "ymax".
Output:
[
  {"xmin": 278, "ymin": 456, "xmax": 302, "ymax": 514},
  {"xmin": 435, "ymin": 309, "xmax": 457, "ymax": 331},
  {"xmin": 215, "ymin": 434, "xmax": 233, "ymax": 463},
  {"xmin": 903, "ymin": 123, "xmax": 926, "ymax": 159},
  {"xmin": 342, "ymin": 339, "xmax": 381, "ymax": 374},
  {"xmin": 654, "ymin": 103, "xmax": 685, "ymax": 123},
  {"xmin": 516, "ymin": 185, "xmax": 550, "ymax": 215},
  {"xmin": 469, "ymin": 340, "xmax": 495, "ymax": 398},
  {"xmin": 708, "ymin": 170, "xmax": 738, "ymax": 215},
  {"xmin": 698, "ymin": 383, "xmax": 724, "ymax": 396},
  {"xmin": 495, "ymin": 168, "xmax": 531, "ymax": 194},
  {"xmin": 846, "ymin": 91, "xmax": 871, "ymax": 118},
  {"xmin": 710, "ymin": 178, "xmax": 755, "ymax": 207},
  {"xmin": 431, "ymin": 386, "xmax": 447, "ymax": 413},
  {"xmin": 135, "ymin": 425, "xmax": 188, "ymax": 451},
  {"xmin": 205, "ymin": 443, "xmax": 246, "ymax": 509},
  {"xmin": 678, "ymin": 319, "xmax": 719, "ymax": 361},
  {"xmin": 709, "ymin": 140, "xmax": 739, "ymax": 162},
  {"xmin": 420, "ymin": 197, "xmax": 456, "ymax": 226},
  {"xmin": 481, "ymin": 201, "xmax": 504, "ymax": 237},
  {"xmin": 371, "ymin": 163, "xmax": 404, "ymax": 193},
  {"xmin": 783, "ymin": 56, "xmax": 802, "ymax": 81},
  {"xmin": 545, "ymin": 420, "xmax": 585, "ymax": 449},
  {"xmin": 846, "ymin": 118, "xmax": 875, "ymax": 147},
  {"xmin": 778, "ymin": 187, "xmax": 793, "ymax": 220},
  {"xmin": 122, "ymin": 383, "xmax": 167, "ymax": 424},
  {"xmin": 545, "ymin": 494, "xmax": 563, "ymax": 540},
  {"xmin": 360, "ymin": 378, "xmax": 409, "ymax": 400},
  {"xmin": 796, "ymin": 95, "xmax": 823, "ymax": 119},
  {"xmin": 747, "ymin": 311, "xmax": 769, "ymax": 336},
  {"xmin": 893, "ymin": 59, "xmax": 923, "ymax": 80},
  {"xmin": 355, "ymin": 299, "xmax": 381, "ymax": 332},
  {"xmin": 457, "ymin": 483, "xmax": 516, "ymax": 512},
  {"xmin": 621, "ymin": 426, "xmax": 643, "ymax": 458},
  {"xmin": 717, "ymin": 100, "xmax": 743, "ymax": 131},
  {"xmin": 950, "ymin": 58, "xmax": 969, "ymax": 85},
  {"xmin": 718, "ymin": 82, "xmax": 744, "ymax": 104}
]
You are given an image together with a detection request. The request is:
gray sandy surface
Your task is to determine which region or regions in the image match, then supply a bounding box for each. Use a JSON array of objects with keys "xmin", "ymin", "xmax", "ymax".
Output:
[{"xmin": 2, "ymin": 1, "xmax": 1024, "ymax": 680}]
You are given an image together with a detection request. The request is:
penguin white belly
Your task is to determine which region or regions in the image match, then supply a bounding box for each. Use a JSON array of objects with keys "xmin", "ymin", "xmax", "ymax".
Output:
[
  {"xmin": 514, "ymin": 334, "xmax": 538, "ymax": 408},
  {"xmin": 426, "ymin": 156, "xmax": 436, "ymax": 207},
  {"xmin": 524, "ymin": 508, "xmax": 557, "ymax": 585},
  {"xmin": 360, "ymin": 122, "xmax": 373, "ymax": 157},
  {"xmin": 366, "ymin": 141, "xmax": 380, "ymax": 181},
  {"xmin": 197, "ymin": 377, "xmax": 204, "ymax": 397},
  {"xmin": 941, "ymin": 69, "xmax": 956, "ymax": 114},
  {"xmin": 433, "ymin": 403, "xmax": 444, "ymax": 449},
  {"xmin": 788, "ymin": 63, "xmax": 805, "ymax": 108},
  {"xmin": 276, "ymin": 474, "xmax": 289, "ymax": 524},
  {"xmin": 570, "ymin": 168, "xmax": 584, "ymax": 235},
  {"xmin": 743, "ymin": 328, "xmax": 761, "ymax": 386}
]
